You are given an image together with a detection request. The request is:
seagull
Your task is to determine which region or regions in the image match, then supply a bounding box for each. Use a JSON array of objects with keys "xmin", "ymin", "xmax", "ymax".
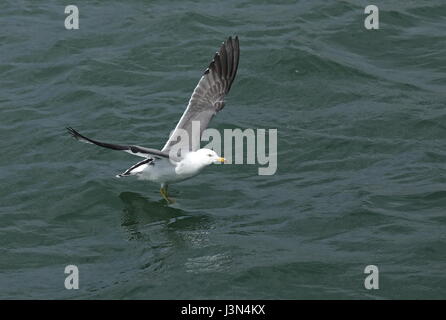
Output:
[{"xmin": 67, "ymin": 36, "xmax": 240, "ymax": 203}]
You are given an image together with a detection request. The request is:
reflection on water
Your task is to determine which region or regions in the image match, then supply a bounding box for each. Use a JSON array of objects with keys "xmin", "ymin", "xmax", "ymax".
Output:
[
  {"xmin": 120, "ymin": 191, "xmax": 184, "ymax": 228},
  {"xmin": 118, "ymin": 191, "xmax": 213, "ymax": 242},
  {"xmin": 118, "ymin": 192, "xmax": 232, "ymax": 275}
]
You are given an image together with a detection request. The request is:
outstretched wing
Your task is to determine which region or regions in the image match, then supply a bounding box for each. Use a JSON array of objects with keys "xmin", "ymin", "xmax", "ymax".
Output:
[
  {"xmin": 67, "ymin": 127, "xmax": 169, "ymax": 159},
  {"xmin": 161, "ymin": 36, "xmax": 240, "ymax": 154}
]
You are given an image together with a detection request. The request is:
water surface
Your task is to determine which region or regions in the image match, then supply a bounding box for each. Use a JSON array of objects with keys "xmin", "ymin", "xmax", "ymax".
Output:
[{"xmin": 1, "ymin": 0, "xmax": 446, "ymax": 299}]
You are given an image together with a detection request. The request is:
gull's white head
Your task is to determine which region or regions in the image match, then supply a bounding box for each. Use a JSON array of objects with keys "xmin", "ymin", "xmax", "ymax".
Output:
[{"xmin": 193, "ymin": 148, "xmax": 226, "ymax": 166}]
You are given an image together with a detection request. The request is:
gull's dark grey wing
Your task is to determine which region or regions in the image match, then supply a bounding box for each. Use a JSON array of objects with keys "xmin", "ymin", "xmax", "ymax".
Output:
[
  {"xmin": 161, "ymin": 36, "xmax": 240, "ymax": 154},
  {"xmin": 67, "ymin": 127, "xmax": 169, "ymax": 159}
]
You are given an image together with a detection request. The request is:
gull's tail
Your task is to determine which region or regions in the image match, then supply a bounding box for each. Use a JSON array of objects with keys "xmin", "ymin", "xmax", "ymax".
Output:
[{"xmin": 116, "ymin": 158, "xmax": 154, "ymax": 178}]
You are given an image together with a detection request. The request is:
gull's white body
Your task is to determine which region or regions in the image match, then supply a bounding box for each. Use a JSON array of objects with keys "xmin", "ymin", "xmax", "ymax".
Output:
[{"xmin": 137, "ymin": 149, "xmax": 222, "ymax": 184}]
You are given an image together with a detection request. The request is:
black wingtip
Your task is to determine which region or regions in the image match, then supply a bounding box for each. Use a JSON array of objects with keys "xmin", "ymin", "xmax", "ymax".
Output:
[
  {"xmin": 67, "ymin": 126, "xmax": 74, "ymax": 136},
  {"xmin": 201, "ymin": 36, "xmax": 240, "ymax": 88},
  {"xmin": 67, "ymin": 127, "xmax": 81, "ymax": 140}
]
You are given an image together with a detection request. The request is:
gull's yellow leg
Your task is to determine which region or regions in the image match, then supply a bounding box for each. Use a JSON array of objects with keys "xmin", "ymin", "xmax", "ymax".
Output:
[{"xmin": 160, "ymin": 184, "xmax": 174, "ymax": 204}]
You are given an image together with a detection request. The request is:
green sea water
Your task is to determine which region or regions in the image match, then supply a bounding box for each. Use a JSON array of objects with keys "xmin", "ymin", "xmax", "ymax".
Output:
[{"xmin": 1, "ymin": 0, "xmax": 446, "ymax": 299}]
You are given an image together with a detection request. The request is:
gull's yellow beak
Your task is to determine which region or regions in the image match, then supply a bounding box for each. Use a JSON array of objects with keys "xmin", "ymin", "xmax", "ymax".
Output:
[{"xmin": 217, "ymin": 157, "xmax": 226, "ymax": 163}]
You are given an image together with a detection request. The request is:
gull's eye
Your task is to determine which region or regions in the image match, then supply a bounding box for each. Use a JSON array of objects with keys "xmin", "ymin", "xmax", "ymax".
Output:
[{"xmin": 208, "ymin": 154, "xmax": 212, "ymax": 157}]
